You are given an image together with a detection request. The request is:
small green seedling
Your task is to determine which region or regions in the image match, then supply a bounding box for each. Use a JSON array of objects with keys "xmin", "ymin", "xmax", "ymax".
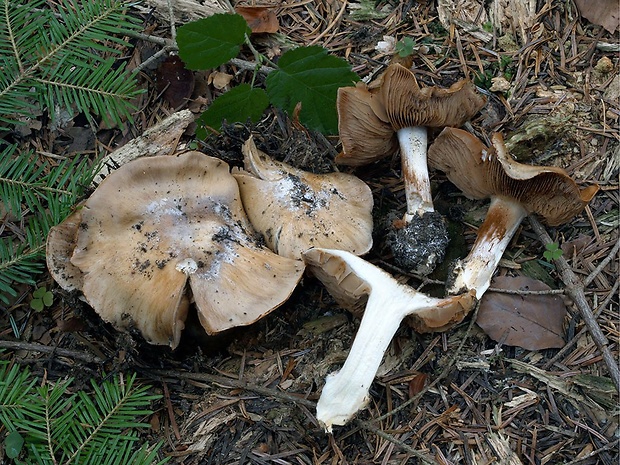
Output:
[
  {"xmin": 395, "ymin": 37, "xmax": 416, "ymax": 58},
  {"xmin": 543, "ymin": 242, "xmax": 563, "ymax": 261},
  {"xmin": 30, "ymin": 286, "xmax": 53, "ymax": 312}
]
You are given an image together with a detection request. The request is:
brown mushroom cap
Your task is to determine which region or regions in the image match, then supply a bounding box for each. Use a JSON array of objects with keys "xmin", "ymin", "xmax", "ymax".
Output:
[
  {"xmin": 233, "ymin": 138, "xmax": 374, "ymax": 259},
  {"xmin": 46, "ymin": 207, "xmax": 84, "ymax": 292},
  {"xmin": 335, "ymin": 82, "xmax": 399, "ymax": 166},
  {"xmin": 61, "ymin": 152, "xmax": 304, "ymax": 348},
  {"xmin": 428, "ymin": 128, "xmax": 599, "ymax": 226},
  {"xmin": 374, "ymin": 63, "xmax": 487, "ymax": 130}
]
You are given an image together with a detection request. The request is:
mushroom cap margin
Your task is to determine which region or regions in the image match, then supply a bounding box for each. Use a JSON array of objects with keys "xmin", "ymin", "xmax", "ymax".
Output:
[{"xmin": 428, "ymin": 128, "xmax": 599, "ymax": 226}]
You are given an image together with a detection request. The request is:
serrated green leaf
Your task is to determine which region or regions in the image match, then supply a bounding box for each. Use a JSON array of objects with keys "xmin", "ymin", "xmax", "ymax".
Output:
[
  {"xmin": 265, "ymin": 45, "xmax": 359, "ymax": 134},
  {"xmin": 177, "ymin": 13, "xmax": 251, "ymax": 70},
  {"xmin": 197, "ymin": 84, "xmax": 269, "ymax": 137}
]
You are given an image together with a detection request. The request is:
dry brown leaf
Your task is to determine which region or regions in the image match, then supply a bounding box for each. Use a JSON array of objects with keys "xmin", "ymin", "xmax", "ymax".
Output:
[
  {"xmin": 477, "ymin": 276, "xmax": 566, "ymax": 350},
  {"xmin": 574, "ymin": 0, "xmax": 620, "ymax": 33},
  {"xmin": 207, "ymin": 71, "xmax": 234, "ymax": 90},
  {"xmin": 156, "ymin": 55, "xmax": 195, "ymax": 108},
  {"xmin": 235, "ymin": 6, "xmax": 279, "ymax": 33}
]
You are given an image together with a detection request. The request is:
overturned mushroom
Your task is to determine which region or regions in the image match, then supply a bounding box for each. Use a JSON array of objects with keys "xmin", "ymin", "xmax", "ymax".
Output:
[
  {"xmin": 303, "ymin": 247, "xmax": 475, "ymax": 432},
  {"xmin": 47, "ymin": 152, "xmax": 304, "ymax": 348},
  {"xmin": 337, "ymin": 64, "xmax": 486, "ymax": 275},
  {"xmin": 232, "ymin": 137, "xmax": 373, "ymax": 260},
  {"xmin": 428, "ymin": 128, "xmax": 599, "ymax": 299}
]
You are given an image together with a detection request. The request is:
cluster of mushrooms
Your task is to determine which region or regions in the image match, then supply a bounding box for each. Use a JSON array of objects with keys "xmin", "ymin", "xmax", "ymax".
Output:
[{"xmin": 47, "ymin": 63, "xmax": 598, "ymax": 433}]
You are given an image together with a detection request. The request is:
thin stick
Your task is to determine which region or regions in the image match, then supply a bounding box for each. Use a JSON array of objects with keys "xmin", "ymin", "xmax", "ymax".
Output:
[
  {"xmin": 125, "ymin": 31, "xmax": 275, "ymax": 74},
  {"xmin": 145, "ymin": 369, "xmax": 316, "ymax": 409},
  {"xmin": 583, "ymin": 238, "xmax": 620, "ymax": 287},
  {"xmin": 0, "ymin": 340, "xmax": 104, "ymax": 364},
  {"xmin": 543, "ymin": 279, "xmax": 619, "ymax": 370},
  {"xmin": 528, "ymin": 216, "xmax": 620, "ymax": 392}
]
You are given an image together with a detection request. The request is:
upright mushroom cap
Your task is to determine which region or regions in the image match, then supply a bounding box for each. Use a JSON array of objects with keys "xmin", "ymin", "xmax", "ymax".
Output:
[
  {"xmin": 372, "ymin": 63, "xmax": 487, "ymax": 130},
  {"xmin": 428, "ymin": 128, "xmax": 599, "ymax": 226},
  {"xmin": 49, "ymin": 152, "xmax": 304, "ymax": 348},
  {"xmin": 335, "ymin": 64, "xmax": 487, "ymax": 166},
  {"xmin": 233, "ymin": 137, "xmax": 374, "ymax": 260},
  {"xmin": 335, "ymin": 82, "xmax": 399, "ymax": 166}
]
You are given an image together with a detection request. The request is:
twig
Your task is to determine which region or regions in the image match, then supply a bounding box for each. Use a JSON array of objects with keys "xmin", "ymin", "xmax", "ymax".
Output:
[
  {"xmin": 125, "ymin": 31, "xmax": 275, "ymax": 74},
  {"xmin": 583, "ymin": 238, "xmax": 620, "ymax": 287},
  {"xmin": 562, "ymin": 438, "xmax": 620, "ymax": 465},
  {"xmin": 144, "ymin": 369, "xmax": 316, "ymax": 409},
  {"xmin": 0, "ymin": 340, "xmax": 104, "ymax": 364},
  {"xmin": 528, "ymin": 216, "xmax": 620, "ymax": 393},
  {"xmin": 486, "ymin": 287, "xmax": 564, "ymax": 295},
  {"xmin": 543, "ymin": 279, "xmax": 619, "ymax": 370}
]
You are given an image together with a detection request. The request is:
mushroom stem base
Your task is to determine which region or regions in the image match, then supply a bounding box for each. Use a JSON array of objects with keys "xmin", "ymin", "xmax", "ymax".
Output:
[
  {"xmin": 386, "ymin": 211, "xmax": 448, "ymax": 276},
  {"xmin": 448, "ymin": 197, "xmax": 527, "ymax": 299}
]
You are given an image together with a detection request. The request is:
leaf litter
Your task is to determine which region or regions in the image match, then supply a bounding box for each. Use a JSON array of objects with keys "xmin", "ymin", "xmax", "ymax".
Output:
[{"xmin": 2, "ymin": 1, "xmax": 619, "ymax": 464}]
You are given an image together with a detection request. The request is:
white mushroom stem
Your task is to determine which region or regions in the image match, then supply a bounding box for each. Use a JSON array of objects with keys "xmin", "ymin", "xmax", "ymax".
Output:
[
  {"xmin": 449, "ymin": 197, "xmax": 528, "ymax": 299},
  {"xmin": 313, "ymin": 250, "xmax": 459, "ymax": 432},
  {"xmin": 397, "ymin": 126, "xmax": 433, "ymax": 221}
]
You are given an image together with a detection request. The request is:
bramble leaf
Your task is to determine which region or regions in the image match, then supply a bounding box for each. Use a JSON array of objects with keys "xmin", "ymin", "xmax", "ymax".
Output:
[
  {"xmin": 197, "ymin": 84, "xmax": 269, "ymax": 137},
  {"xmin": 265, "ymin": 46, "xmax": 359, "ymax": 134},
  {"xmin": 177, "ymin": 13, "xmax": 251, "ymax": 70}
]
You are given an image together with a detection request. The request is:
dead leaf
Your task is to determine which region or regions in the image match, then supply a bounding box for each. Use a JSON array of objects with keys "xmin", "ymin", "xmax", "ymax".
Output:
[
  {"xmin": 207, "ymin": 71, "xmax": 234, "ymax": 90},
  {"xmin": 235, "ymin": 6, "xmax": 279, "ymax": 34},
  {"xmin": 477, "ymin": 276, "xmax": 566, "ymax": 350},
  {"xmin": 408, "ymin": 373, "xmax": 427, "ymax": 398},
  {"xmin": 574, "ymin": 0, "xmax": 620, "ymax": 33},
  {"xmin": 156, "ymin": 55, "xmax": 195, "ymax": 108}
]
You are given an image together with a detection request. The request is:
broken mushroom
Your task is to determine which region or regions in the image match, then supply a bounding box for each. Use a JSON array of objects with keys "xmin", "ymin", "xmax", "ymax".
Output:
[
  {"xmin": 337, "ymin": 64, "xmax": 486, "ymax": 275},
  {"xmin": 428, "ymin": 128, "xmax": 599, "ymax": 299},
  {"xmin": 232, "ymin": 137, "xmax": 374, "ymax": 260},
  {"xmin": 303, "ymin": 247, "xmax": 475, "ymax": 432},
  {"xmin": 47, "ymin": 152, "xmax": 305, "ymax": 348}
]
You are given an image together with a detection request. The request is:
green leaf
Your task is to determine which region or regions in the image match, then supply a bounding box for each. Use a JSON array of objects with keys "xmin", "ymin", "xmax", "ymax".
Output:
[
  {"xmin": 395, "ymin": 37, "xmax": 416, "ymax": 57},
  {"xmin": 32, "ymin": 287, "xmax": 46, "ymax": 299},
  {"xmin": 177, "ymin": 13, "xmax": 251, "ymax": 70},
  {"xmin": 42, "ymin": 291, "xmax": 53, "ymax": 307},
  {"xmin": 265, "ymin": 46, "xmax": 359, "ymax": 134},
  {"xmin": 5, "ymin": 430, "xmax": 24, "ymax": 459},
  {"xmin": 30, "ymin": 298, "xmax": 44, "ymax": 312},
  {"xmin": 197, "ymin": 84, "xmax": 269, "ymax": 137}
]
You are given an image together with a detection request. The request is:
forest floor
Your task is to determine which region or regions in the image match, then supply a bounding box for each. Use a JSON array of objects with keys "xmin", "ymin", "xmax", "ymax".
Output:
[{"xmin": 2, "ymin": 1, "xmax": 619, "ymax": 464}]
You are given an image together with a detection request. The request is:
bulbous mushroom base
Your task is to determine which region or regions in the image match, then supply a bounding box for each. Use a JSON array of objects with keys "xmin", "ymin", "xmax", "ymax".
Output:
[{"xmin": 386, "ymin": 211, "xmax": 449, "ymax": 276}]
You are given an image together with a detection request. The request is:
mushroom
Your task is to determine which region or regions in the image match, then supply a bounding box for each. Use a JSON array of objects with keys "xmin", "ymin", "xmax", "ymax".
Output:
[
  {"xmin": 303, "ymin": 247, "xmax": 475, "ymax": 432},
  {"xmin": 427, "ymin": 128, "xmax": 599, "ymax": 299},
  {"xmin": 46, "ymin": 206, "xmax": 84, "ymax": 292},
  {"xmin": 336, "ymin": 64, "xmax": 486, "ymax": 275},
  {"xmin": 232, "ymin": 137, "xmax": 374, "ymax": 260},
  {"xmin": 47, "ymin": 152, "xmax": 305, "ymax": 348}
]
